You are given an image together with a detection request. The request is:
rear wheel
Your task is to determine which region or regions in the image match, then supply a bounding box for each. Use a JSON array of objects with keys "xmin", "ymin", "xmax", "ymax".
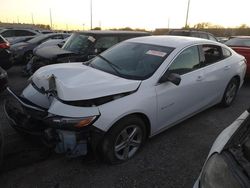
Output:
[
  {"xmin": 221, "ymin": 78, "xmax": 239, "ymax": 107},
  {"xmin": 100, "ymin": 116, "xmax": 147, "ymax": 164}
]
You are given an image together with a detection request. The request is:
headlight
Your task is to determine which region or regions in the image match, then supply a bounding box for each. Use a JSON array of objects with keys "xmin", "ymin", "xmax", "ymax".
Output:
[
  {"xmin": 46, "ymin": 115, "xmax": 98, "ymax": 129},
  {"xmin": 200, "ymin": 153, "xmax": 243, "ymax": 188}
]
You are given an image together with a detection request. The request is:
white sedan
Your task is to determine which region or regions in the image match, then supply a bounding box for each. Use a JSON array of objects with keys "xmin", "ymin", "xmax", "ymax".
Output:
[{"xmin": 4, "ymin": 36, "xmax": 247, "ymax": 163}]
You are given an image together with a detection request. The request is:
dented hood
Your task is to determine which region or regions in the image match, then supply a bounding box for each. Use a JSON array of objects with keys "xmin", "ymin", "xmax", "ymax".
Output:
[{"xmin": 32, "ymin": 63, "xmax": 141, "ymax": 101}]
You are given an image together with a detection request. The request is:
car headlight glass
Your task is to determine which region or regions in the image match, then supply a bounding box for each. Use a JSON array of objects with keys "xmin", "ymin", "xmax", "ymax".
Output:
[
  {"xmin": 200, "ymin": 153, "xmax": 242, "ymax": 188},
  {"xmin": 47, "ymin": 115, "xmax": 98, "ymax": 128}
]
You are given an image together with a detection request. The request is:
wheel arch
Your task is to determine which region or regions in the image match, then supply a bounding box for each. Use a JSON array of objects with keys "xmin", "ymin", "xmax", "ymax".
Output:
[{"xmin": 106, "ymin": 112, "xmax": 151, "ymax": 139}]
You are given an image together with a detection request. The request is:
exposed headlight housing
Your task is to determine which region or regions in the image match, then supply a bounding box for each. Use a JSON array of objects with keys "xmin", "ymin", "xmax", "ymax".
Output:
[
  {"xmin": 200, "ymin": 152, "xmax": 246, "ymax": 188},
  {"xmin": 45, "ymin": 115, "xmax": 98, "ymax": 129}
]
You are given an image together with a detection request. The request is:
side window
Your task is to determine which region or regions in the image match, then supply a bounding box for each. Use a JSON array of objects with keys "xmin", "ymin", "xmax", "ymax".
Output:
[
  {"xmin": 199, "ymin": 33, "xmax": 209, "ymax": 39},
  {"xmin": 1, "ymin": 30, "xmax": 15, "ymax": 37},
  {"xmin": 208, "ymin": 35, "xmax": 218, "ymax": 42},
  {"xmin": 190, "ymin": 33, "xmax": 200, "ymax": 38},
  {"xmin": 95, "ymin": 36, "xmax": 119, "ymax": 53},
  {"xmin": 15, "ymin": 30, "xmax": 36, "ymax": 36},
  {"xmin": 222, "ymin": 47, "xmax": 232, "ymax": 58},
  {"xmin": 168, "ymin": 46, "xmax": 200, "ymax": 75},
  {"xmin": 202, "ymin": 45, "xmax": 223, "ymax": 66}
]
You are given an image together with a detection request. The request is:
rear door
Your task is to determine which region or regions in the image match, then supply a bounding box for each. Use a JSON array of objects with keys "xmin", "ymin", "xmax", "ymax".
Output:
[
  {"xmin": 155, "ymin": 45, "xmax": 206, "ymax": 132},
  {"xmin": 199, "ymin": 44, "xmax": 232, "ymax": 105}
]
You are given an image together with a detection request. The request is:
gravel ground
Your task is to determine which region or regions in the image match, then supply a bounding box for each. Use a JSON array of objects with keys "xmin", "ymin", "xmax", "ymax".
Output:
[{"xmin": 0, "ymin": 66, "xmax": 249, "ymax": 188}]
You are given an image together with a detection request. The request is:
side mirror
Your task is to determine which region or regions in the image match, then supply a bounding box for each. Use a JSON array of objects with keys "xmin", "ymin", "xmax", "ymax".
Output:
[
  {"xmin": 159, "ymin": 72, "xmax": 181, "ymax": 85},
  {"xmin": 87, "ymin": 55, "xmax": 96, "ymax": 60}
]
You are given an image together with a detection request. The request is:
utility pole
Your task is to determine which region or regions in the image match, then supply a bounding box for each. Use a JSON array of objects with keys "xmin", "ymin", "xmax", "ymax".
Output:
[
  {"xmin": 185, "ymin": 0, "xmax": 190, "ymax": 28},
  {"xmin": 31, "ymin": 13, "xmax": 34, "ymax": 25},
  {"xmin": 168, "ymin": 17, "xmax": 170, "ymax": 29},
  {"xmin": 50, "ymin": 8, "xmax": 53, "ymax": 29},
  {"xmin": 90, "ymin": 0, "xmax": 93, "ymax": 30}
]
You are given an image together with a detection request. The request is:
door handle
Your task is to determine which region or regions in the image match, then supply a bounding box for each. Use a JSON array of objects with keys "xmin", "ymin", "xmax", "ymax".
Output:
[
  {"xmin": 224, "ymin": 65, "xmax": 231, "ymax": 70},
  {"xmin": 196, "ymin": 75, "xmax": 203, "ymax": 81}
]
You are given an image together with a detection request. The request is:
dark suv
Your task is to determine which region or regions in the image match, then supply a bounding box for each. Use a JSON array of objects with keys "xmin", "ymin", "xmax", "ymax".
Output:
[
  {"xmin": 168, "ymin": 29, "xmax": 218, "ymax": 41},
  {"xmin": 26, "ymin": 30, "xmax": 150, "ymax": 74}
]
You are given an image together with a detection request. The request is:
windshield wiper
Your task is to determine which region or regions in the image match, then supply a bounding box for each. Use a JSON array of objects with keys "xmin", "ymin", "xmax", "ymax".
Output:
[{"xmin": 96, "ymin": 54, "xmax": 122, "ymax": 76}]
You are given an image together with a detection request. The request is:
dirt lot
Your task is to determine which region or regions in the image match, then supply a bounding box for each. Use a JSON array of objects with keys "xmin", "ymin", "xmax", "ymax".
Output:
[{"xmin": 0, "ymin": 66, "xmax": 250, "ymax": 188}]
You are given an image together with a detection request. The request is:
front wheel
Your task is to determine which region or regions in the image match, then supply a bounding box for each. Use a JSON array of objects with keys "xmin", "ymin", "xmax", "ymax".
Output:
[
  {"xmin": 221, "ymin": 78, "xmax": 239, "ymax": 107},
  {"xmin": 100, "ymin": 116, "xmax": 147, "ymax": 164}
]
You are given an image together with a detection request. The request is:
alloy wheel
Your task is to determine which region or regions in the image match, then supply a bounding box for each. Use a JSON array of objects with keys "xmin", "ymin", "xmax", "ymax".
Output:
[{"xmin": 114, "ymin": 125, "xmax": 142, "ymax": 160}]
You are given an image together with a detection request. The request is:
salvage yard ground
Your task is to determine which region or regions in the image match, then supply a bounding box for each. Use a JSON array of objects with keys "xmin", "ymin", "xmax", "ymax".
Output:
[{"xmin": 0, "ymin": 66, "xmax": 250, "ymax": 188}]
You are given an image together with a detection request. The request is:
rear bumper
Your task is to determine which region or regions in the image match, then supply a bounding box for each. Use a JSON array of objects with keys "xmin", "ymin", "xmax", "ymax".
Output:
[{"xmin": 4, "ymin": 87, "xmax": 105, "ymax": 157}]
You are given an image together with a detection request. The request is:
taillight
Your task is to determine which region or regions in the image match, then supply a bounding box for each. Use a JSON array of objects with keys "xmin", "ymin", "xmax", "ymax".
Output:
[{"xmin": 0, "ymin": 42, "xmax": 10, "ymax": 49}]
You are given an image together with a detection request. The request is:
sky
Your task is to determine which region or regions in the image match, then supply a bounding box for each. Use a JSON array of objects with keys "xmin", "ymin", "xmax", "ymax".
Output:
[{"xmin": 0, "ymin": 0, "xmax": 250, "ymax": 30}]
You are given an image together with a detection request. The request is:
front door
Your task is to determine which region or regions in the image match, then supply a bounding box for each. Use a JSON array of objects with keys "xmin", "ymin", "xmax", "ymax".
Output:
[{"xmin": 155, "ymin": 45, "xmax": 206, "ymax": 134}]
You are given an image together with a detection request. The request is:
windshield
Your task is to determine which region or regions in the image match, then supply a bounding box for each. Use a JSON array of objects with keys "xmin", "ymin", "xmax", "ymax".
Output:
[
  {"xmin": 225, "ymin": 38, "xmax": 250, "ymax": 47},
  {"xmin": 27, "ymin": 34, "xmax": 48, "ymax": 43},
  {"xmin": 89, "ymin": 42, "xmax": 174, "ymax": 80},
  {"xmin": 62, "ymin": 33, "xmax": 93, "ymax": 54}
]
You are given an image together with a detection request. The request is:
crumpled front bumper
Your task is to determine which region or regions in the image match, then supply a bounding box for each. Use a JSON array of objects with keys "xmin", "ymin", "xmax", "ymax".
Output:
[{"xmin": 4, "ymin": 87, "xmax": 105, "ymax": 157}]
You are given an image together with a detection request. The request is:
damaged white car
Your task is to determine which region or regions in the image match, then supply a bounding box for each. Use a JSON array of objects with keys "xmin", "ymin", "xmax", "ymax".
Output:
[{"xmin": 4, "ymin": 36, "xmax": 246, "ymax": 164}]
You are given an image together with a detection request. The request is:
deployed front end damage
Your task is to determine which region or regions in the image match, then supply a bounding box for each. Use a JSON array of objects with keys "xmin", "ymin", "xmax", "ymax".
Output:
[
  {"xmin": 4, "ymin": 81, "xmax": 102, "ymax": 158},
  {"xmin": 4, "ymin": 63, "xmax": 141, "ymax": 158}
]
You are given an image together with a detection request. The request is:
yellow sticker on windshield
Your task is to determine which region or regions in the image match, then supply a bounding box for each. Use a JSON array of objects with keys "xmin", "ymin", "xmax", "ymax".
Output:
[{"xmin": 146, "ymin": 50, "xmax": 167, "ymax": 57}]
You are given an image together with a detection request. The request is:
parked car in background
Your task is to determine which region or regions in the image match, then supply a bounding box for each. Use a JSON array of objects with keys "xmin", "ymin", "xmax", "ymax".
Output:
[
  {"xmin": 25, "ymin": 30, "xmax": 150, "ymax": 74},
  {"xmin": 5, "ymin": 36, "xmax": 246, "ymax": 164},
  {"xmin": 11, "ymin": 33, "xmax": 70, "ymax": 64},
  {"xmin": 0, "ymin": 35, "xmax": 13, "ymax": 70},
  {"xmin": 0, "ymin": 28, "xmax": 40, "ymax": 44},
  {"xmin": 33, "ymin": 37, "xmax": 69, "ymax": 52},
  {"xmin": 168, "ymin": 29, "xmax": 218, "ymax": 41},
  {"xmin": 225, "ymin": 36, "xmax": 250, "ymax": 77},
  {"xmin": 217, "ymin": 37, "xmax": 228, "ymax": 43},
  {"xmin": 38, "ymin": 30, "xmax": 54, "ymax": 34},
  {"xmin": 0, "ymin": 67, "xmax": 8, "ymax": 93},
  {"xmin": 194, "ymin": 107, "xmax": 250, "ymax": 188}
]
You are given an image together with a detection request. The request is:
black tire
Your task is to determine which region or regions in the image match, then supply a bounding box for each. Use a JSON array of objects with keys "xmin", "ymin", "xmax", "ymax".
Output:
[
  {"xmin": 221, "ymin": 77, "xmax": 239, "ymax": 107},
  {"xmin": 23, "ymin": 51, "xmax": 33, "ymax": 64},
  {"xmin": 100, "ymin": 116, "xmax": 147, "ymax": 164}
]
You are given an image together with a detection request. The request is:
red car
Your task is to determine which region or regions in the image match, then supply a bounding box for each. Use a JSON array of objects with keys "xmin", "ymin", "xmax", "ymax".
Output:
[{"xmin": 225, "ymin": 36, "xmax": 250, "ymax": 77}]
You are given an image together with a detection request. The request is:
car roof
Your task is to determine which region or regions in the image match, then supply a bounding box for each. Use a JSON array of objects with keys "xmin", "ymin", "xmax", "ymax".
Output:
[
  {"xmin": 0, "ymin": 28, "xmax": 40, "ymax": 34},
  {"xmin": 76, "ymin": 30, "xmax": 150, "ymax": 36},
  {"xmin": 169, "ymin": 29, "xmax": 212, "ymax": 34},
  {"xmin": 126, "ymin": 36, "xmax": 217, "ymax": 48}
]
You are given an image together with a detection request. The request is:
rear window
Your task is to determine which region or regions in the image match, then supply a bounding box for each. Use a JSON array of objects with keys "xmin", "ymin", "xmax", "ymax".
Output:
[{"xmin": 169, "ymin": 31, "xmax": 190, "ymax": 36}]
